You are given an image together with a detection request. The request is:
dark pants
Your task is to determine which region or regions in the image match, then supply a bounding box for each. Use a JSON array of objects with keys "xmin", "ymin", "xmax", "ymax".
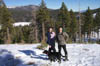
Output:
[
  {"xmin": 49, "ymin": 46, "xmax": 56, "ymax": 52},
  {"xmin": 58, "ymin": 45, "xmax": 68, "ymax": 57}
]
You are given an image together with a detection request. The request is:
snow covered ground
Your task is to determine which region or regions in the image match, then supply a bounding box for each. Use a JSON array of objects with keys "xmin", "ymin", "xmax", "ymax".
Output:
[
  {"xmin": 13, "ymin": 22, "xmax": 31, "ymax": 27},
  {"xmin": 0, "ymin": 43, "xmax": 100, "ymax": 66}
]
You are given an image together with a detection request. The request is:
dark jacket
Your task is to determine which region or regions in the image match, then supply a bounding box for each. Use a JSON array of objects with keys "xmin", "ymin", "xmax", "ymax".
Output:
[
  {"xmin": 57, "ymin": 32, "xmax": 69, "ymax": 45},
  {"xmin": 47, "ymin": 32, "xmax": 55, "ymax": 46}
]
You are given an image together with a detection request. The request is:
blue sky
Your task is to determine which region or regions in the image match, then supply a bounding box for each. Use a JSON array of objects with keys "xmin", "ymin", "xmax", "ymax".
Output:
[{"xmin": 4, "ymin": 0, "xmax": 100, "ymax": 11}]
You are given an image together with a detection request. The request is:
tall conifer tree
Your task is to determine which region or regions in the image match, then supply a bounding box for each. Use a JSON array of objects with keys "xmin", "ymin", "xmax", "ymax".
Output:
[
  {"xmin": 69, "ymin": 9, "xmax": 78, "ymax": 42},
  {"xmin": 0, "ymin": 0, "xmax": 14, "ymax": 44},
  {"xmin": 58, "ymin": 2, "xmax": 70, "ymax": 33},
  {"xmin": 36, "ymin": 0, "xmax": 50, "ymax": 43},
  {"xmin": 83, "ymin": 7, "xmax": 93, "ymax": 41},
  {"xmin": 95, "ymin": 9, "xmax": 100, "ymax": 40}
]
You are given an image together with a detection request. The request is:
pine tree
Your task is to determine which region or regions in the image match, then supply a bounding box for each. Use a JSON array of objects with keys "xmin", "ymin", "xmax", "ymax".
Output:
[
  {"xmin": 69, "ymin": 9, "xmax": 78, "ymax": 42},
  {"xmin": 95, "ymin": 9, "xmax": 100, "ymax": 40},
  {"xmin": 0, "ymin": 0, "xmax": 14, "ymax": 44},
  {"xmin": 0, "ymin": 0, "xmax": 5, "ymax": 25},
  {"xmin": 32, "ymin": 10, "xmax": 39, "ymax": 43},
  {"xmin": 0, "ymin": 0, "xmax": 4, "ymax": 43},
  {"xmin": 14, "ymin": 26, "xmax": 24, "ymax": 43},
  {"xmin": 29, "ymin": 20, "xmax": 36, "ymax": 43},
  {"xmin": 22, "ymin": 26, "xmax": 30, "ymax": 43},
  {"xmin": 36, "ymin": 0, "xmax": 50, "ymax": 43},
  {"xmin": 29, "ymin": 10, "xmax": 39, "ymax": 43},
  {"xmin": 58, "ymin": 2, "xmax": 70, "ymax": 33},
  {"xmin": 83, "ymin": 7, "xmax": 93, "ymax": 42},
  {"xmin": 0, "ymin": 7, "xmax": 2, "ymax": 25}
]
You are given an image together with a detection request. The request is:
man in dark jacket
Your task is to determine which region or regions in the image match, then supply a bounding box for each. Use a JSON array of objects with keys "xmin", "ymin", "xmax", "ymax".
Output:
[
  {"xmin": 57, "ymin": 27, "xmax": 69, "ymax": 61},
  {"xmin": 47, "ymin": 27, "xmax": 56, "ymax": 52}
]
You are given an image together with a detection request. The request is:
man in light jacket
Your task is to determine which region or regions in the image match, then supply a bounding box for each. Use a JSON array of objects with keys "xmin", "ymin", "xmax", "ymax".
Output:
[{"xmin": 57, "ymin": 27, "xmax": 69, "ymax": 61}]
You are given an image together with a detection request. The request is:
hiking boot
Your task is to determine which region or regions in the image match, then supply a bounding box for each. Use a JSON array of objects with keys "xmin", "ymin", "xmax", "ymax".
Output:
[{"xmin": 64, "ymin": 56, "xmax": 69, "ymax": 61}]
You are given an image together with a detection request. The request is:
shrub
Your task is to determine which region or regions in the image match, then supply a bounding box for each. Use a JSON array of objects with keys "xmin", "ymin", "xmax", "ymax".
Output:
[{"xmin": 37, "ymin": 41, "xmax": 48, "ymax": 50}]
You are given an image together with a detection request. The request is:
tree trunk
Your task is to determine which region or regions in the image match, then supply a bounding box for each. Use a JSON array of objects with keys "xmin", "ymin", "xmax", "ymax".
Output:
[
  {"xmin": 88, "ymin": 34, "xmax": 91, "ymax": 42},
  {"xmin": 88, "ymin": 29, "xmax": 91, "ymax": 43},
  {"xmin": 78, "ymin": 19, "xmax": 82, "ymax": 43},
  {"xmin": 42, "ymin": 22, "xmax": 46, "ymax": 42},
  {"xmin": 91, "ymin": 31, "xmax": 93, "ymax": 38},
  {"xmin": 6, "ymin": 27, "xmax": 11, "ymax": 44},
  {"xmin": 97, "ymin": 31, "xmax": 99, "ymax": 41},
  {"xmin": 21, "ymin": 39, "xmax": 25, "ymax": 44},
  {"xmin": 84, "ymin": 33, "xmax": 85, "ymax": 43},
  {"xmin": 35, "ymin": 25, "xmax": 39, "ymax": 43},
  {"xmin": 32, "ymin": 10, "xmax": 39, "ymax": 43}
]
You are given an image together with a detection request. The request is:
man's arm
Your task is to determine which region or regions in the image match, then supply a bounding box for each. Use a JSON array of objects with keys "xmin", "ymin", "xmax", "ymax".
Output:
[
  {"xmin": 64, "ymin": 32, "xmax": 69, "ymax": 42},
  {"xmin": 56, "ymin": 35, "xmax": 59, "ymax": 42}
]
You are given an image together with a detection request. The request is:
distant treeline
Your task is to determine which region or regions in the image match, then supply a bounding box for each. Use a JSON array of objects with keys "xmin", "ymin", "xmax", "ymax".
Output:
[{"xmin": 0, "ymin": 0, "xmax": 100, "ymax": 44}]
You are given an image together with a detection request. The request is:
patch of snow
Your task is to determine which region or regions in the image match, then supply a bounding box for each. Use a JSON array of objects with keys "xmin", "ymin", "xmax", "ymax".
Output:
[
  {"xmin": 13, "ymin": 22, "xmax": 31, "ymax": 27},
  {"xmin": 7, "ymin": 6, "xmax": 17, "ymax": 8},
  {"xmin": 93, "ymin": 13, "xmax": 96, "ymax": 18},
  {"xmin": 0, "ymin": 43, "xmax": 100, "ymax": 66}
]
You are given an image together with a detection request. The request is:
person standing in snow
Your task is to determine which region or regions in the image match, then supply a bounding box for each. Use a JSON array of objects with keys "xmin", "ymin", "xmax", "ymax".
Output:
[
  {"xmin": 47, "ymin": 27, "xmax": 56, "ymax": 52},
  {"xmin": 57, "ymin": 27, "xmax": 69, "ymax": 61}
]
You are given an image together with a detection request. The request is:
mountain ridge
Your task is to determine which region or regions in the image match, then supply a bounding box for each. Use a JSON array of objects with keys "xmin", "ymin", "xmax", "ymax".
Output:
[{"xmin": 7, "ymin": 5, "xmax": 100, "ymax": 22}]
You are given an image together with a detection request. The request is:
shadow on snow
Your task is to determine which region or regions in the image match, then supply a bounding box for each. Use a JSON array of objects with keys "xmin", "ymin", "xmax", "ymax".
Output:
[
  {"xmin": 0, "ymin": 49, "xmax": 25, "ymax": 66},
  {"xmin": 19, "ymin": 50, "xmax": 48, "ymax": 60}
]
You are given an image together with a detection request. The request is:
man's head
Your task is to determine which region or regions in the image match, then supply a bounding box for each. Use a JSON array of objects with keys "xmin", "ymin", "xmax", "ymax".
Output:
[{"xmin": 59, "ymin": 27, "xmax": 63, "ymax": 33}]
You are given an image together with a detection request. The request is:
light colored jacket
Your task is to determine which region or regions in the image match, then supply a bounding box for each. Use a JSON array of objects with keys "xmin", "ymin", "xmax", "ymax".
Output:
[{"xmin": 57, "ymin": 32, "xmax": 69, "ymax": 45}]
